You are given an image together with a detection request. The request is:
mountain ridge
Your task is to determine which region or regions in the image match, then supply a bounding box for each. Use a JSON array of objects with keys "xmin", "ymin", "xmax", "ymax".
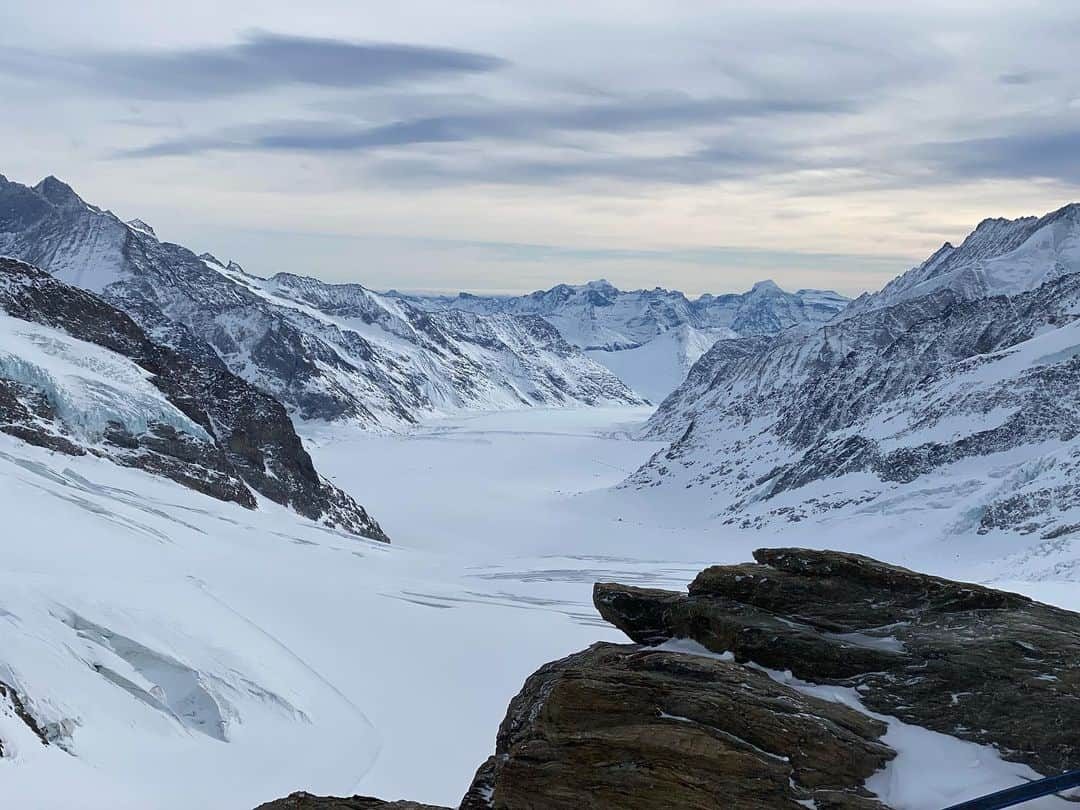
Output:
[
  {"xmin": 0, "ymin": 173, "xmax": 643, "ymax": 427},
  {"xmin": 630, "ymin": 202, "xmax": 1080, "ymax": 543},
  {"xmin": 391, "ymin": 276, "xmax": 849, "ymax": 352},
  {"xmin": 0, "ymin": 255, "xmax": 386, "ymax": 539}
]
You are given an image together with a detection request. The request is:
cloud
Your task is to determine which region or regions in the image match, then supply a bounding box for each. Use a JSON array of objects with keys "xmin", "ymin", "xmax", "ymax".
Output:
[
  {"xmin": 996, "ymin": 70, "xmax": 1051, "ymax": 86},
  {"xmin": 117, "ymin": 92, "xmax": 851, "ymax": 159},
  {"xmin": 922, "ymin": 129, "xmax": 1080, "ymax": 184},
  {"xmin": 364, "ymin": 140, "xmax": 804, "ymax": 187},
  {"xmin": 0, "ymin": 31, "xmax": 505, "ymax": 100}
]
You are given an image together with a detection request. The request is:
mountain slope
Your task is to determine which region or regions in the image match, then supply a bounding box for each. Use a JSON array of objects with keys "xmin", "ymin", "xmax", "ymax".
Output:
[
  {"xmin": 583, "ymin": 323, "xmax": 723, "ymax": 402},
  {"xmin": 0, "ymin": 256, "xmax": 385, "ymax": 540},
  {"xmin": 630, "ymin": 203, "xmax": 1080, "ymax": 541},
  {"xmin": 0, "ymin": 174, "xmax": 642, "ymax": 427}
]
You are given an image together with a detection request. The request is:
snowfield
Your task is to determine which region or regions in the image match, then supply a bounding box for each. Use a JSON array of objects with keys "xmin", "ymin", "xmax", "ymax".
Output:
[{"xmin": 1, "ymin": 406, "xmax": 1078, "ymax": 809}]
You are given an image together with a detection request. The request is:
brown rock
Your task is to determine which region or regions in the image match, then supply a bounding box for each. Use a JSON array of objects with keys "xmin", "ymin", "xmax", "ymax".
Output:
[
  {"xmin": 595, "ymin": 547, "xmax": 1080, "ymax": 775},
  {"xmin": 459, "ymin": 642, "xmax": 892, "ymax": 809}
]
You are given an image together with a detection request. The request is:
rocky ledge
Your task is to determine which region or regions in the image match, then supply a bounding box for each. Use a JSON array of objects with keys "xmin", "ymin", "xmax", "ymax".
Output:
[
  {"xmin": 255, "ymin": 792, "xmax": 449, "ymax": 810},
  {"xmin": 255, "ymin": 549, "xmax": 1080, "ymax": 809}
]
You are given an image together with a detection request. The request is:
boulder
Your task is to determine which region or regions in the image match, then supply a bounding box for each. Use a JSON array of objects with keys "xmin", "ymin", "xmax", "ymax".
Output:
[
  {"xmin": 596, "ymin": 547, "xmax": 1080, "ymax": 775},
  {"xmin": 460, "ymin": 642, "xmax": 891, "ymax": 809}
]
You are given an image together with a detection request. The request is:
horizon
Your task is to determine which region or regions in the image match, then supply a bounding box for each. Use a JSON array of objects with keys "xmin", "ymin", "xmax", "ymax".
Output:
[
  {"xmin": 3, "ymin": 2, "xmax": 1079, "ymax": 297},
  {"xmin": 11, "ymin": 168, "xmax": 1078, "ymax": 300}
]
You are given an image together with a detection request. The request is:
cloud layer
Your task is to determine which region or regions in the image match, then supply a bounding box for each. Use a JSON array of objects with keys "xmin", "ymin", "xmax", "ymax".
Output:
[{"xmin": 0, "ymin": 2, "xmax": 1078, "ymax": 296}]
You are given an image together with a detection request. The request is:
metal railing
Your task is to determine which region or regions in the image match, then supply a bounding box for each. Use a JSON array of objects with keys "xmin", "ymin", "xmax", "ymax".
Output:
[{"xmin": 943, "ymin": 770, "xmax": 1080, "ymax": 809}]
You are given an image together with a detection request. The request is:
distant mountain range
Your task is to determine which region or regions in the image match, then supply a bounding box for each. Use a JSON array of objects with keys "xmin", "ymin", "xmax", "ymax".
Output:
[
  {"xmin": 0, "ymin": 174, "xmax": 644, "ymax": 428},
  {"xmin": 392, "ymin": 279, "xmax": 849, "ymax": 401},
  {"xmin": 631, "ymin": 202, "xmax": 1080, "ymax": 542}
]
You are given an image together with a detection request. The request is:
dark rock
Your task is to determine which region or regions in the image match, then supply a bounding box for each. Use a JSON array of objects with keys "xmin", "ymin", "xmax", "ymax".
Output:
[
  {"xmin": 596, "ymin": 547, "xmax": 1080, "ymax": 776},
  {"xmin": 253, "ymin": 791, "xmax": 449, "ymax": 810},
  {"xmin": 0, "ymin": 679, "xmax": 48, "ymax": 756},
  {"xmin": 0, "ymin": 379, "xmax": 86, "ymax": 456}
]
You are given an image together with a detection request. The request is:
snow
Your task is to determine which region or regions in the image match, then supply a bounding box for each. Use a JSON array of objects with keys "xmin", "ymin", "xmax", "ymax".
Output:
[
  {"xmin": 0, "ymin": 312, "xmax": 210, "ymax": 442},
  {"xmin": 660, "ymin": 640, "xmax": 1073, "ymax": 808},
  {"xmin": 764, "ymin": 670, "xmax": 1073, "ymax": 809},
  {"xmin": 1, "ymin": 406, "xmax": 1078, "ymax": 808},
  {"xmin": 586, "ymin": 324, "xmax": 732, "ymax": 403}
]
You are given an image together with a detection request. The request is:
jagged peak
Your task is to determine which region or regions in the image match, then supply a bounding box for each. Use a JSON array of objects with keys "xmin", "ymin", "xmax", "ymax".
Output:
[{"xmin": 33, "ymin": 175, "xmax": 84, "ymax": 207}]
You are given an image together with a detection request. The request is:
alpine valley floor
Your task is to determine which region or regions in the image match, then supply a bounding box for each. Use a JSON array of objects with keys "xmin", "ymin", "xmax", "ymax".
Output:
[{"xmin": 2, "ymin": 405, "xmax": 1078, "ymax": 809}]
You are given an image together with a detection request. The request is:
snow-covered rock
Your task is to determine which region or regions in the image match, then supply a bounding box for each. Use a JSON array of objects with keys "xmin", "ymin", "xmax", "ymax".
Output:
[
  {"xmin": 842, "ymin": 203, "xmax": 1080, "ymax": 320},
  {"xmin": 0, "ymin": 174, "xmax": 643, "ymax": 427},
  {"xmin": 0, "ymin": 256, "xmax": 386, "ymax": 540},
  {"xmin": 630, "ymin": 203, "xmax": 1080, "ymax": 540}
]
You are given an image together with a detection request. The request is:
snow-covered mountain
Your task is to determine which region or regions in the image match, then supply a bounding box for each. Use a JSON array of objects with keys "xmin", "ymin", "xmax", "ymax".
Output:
[
  {"xmin": 0, "ymin": 256, "xmax": 385, "ymax": 540},
  {"xmin": 630, "ymin": 203, "xmax": 1080, "ymax": 541},
  {"xmin": 393, "ymin": 278, "xmax": 848, "ymax": 401},
  {"xmin": 0, "ymin": 174, "xmax": 642, "ymax": 427},
  {"xmin": 842, "ymin": 204, "xmax": 1080, "ymax": 319},
  {"xmin": 394, "ymin": 278, "xmax": 849, "ymax": 351}
]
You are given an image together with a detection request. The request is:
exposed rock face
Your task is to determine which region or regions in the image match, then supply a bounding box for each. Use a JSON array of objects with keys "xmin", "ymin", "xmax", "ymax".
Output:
[
  {"xmin": 254, "ymin": 792, "xmax": 450, "ymax": 810},
  {"xmin": 0, "ymin": 174, "xmax": 642, "ymax": 426},
  {"xmin": 459, "ymin": 642, "xmax": 891, "ymax": 810},
  {"xmin": 630, "ymin": 204, "xmax": 1080, "ymax": 545},
  {"xmin": 0, "ymin": 679, "xmax": 48, "ymax": 757},
  {"xmin": 0, "ymin": 256, "xmax": 386, "ymax": 540},
  {"xmin": 596, "ymin": 548, "xmax": 1080, "ymax": 776}
]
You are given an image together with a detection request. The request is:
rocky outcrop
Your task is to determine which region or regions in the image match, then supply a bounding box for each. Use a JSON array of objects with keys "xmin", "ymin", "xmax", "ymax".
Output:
[
  {"xmin": 0, "ymin": 256, "xmax": 386, "ymax": 540},
  {"xmin": 459, "ymin": 642, "xmax": 891, "ymax": 810},
  {"xmin": 0, "ymin": 679, "xmax": 48, "ymax": 757},
  {"xmin": 254, "ymin": 792, "xmax": 449, "ymax": 810},
  {"xmin": 259, "ymin": 550, "xmax": 1079, "ymax": 809},
  {"xmin": 596, "ymin": 547, "xmax": 1080, "ymax": 776}
]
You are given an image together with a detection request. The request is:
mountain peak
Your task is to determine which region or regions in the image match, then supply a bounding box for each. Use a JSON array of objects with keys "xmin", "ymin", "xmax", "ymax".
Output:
[
  {"xmin": 585, "ymin": 278, "xmax": 618, "ymax": 292},
  {"xmin": 33, "ymin": 175, "xmax": 84, "ymax": 207},
  {"xmin": 749, "ymin": 279, "xmax": 781, "ymax": 293}
]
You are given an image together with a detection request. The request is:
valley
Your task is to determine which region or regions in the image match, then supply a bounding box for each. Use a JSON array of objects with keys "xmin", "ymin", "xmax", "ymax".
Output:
[{"xmin": 3, "ymin": 403, "xmax": 1077, "ymax": 808}]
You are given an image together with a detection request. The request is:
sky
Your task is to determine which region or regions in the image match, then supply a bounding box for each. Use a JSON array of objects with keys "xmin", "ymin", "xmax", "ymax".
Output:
[{"xmin": 1, "ymin": 1, "xmax": 1079, "ymax": 297}]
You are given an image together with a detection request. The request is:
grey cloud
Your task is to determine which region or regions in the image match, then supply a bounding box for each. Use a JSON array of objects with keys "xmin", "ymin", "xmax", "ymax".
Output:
[
  {"xmin": 0, "ymin": 32, "xmax": 505, "ymax": 100},
  {"xmin": 996, "ymin": 71, "xmax": 1052, "ymax": 85},
  {"xmin": 118, "ymin": 92, "xmax": 851, "ymax": 159},
  {"xmin": 922, "ymin": 129, "xmax": 1080, "ymax": 183},
  {"xmin": 364, "ymin": 140, "xmax": 806, "ymax": 188}
]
